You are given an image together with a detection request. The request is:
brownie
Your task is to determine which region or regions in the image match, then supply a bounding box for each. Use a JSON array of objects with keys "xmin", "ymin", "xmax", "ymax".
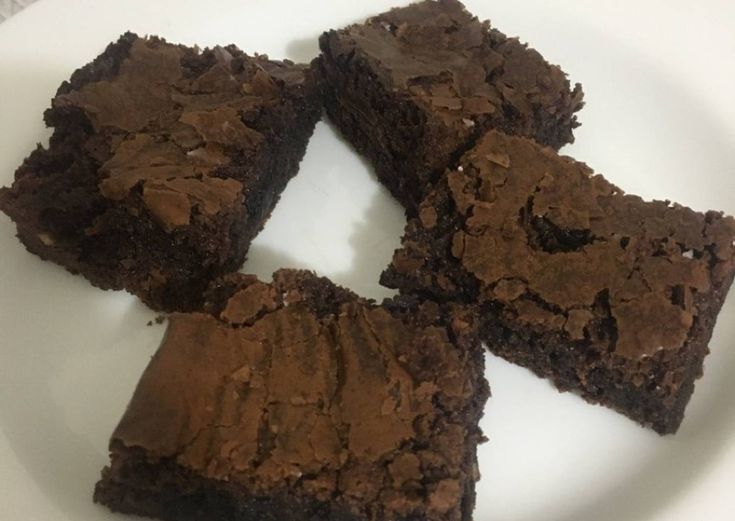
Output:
[
  {"xmin": 94, "ymin": 270, "xmax": 489, "ymax": 521},
  {"xmin": 381, "ymin": 129, "xmax": 735, "ymax": 434},
  {"xmin": 317, "ymin": 0, "xmax": 584, "ymax": 211},
  {"xmin": 0, "ymin": 33, "xmax": 321, "ymax": 311}
]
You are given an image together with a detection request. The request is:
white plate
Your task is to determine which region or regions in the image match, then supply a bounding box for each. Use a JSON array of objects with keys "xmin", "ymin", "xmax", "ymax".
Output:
[{"xmin": 1, "ymin": 1, "xmax": 734, "ymax": 519}]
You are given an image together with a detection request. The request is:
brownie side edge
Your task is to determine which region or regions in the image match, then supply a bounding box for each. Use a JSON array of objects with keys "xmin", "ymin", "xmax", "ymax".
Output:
[{"xmin": 94, "ymin": 448, "xmax": 363, "ymax": 521}]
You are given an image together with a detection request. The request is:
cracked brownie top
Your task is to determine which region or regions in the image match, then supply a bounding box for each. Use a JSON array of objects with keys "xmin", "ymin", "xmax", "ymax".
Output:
[
  {"xmin": 382, "ymin": 129, "xmax": 735, "ymax": 359},
  {"xmin": 49, "ymin": 32, "xmax": 310, "ymax": 231},
  {"xmin": 321, "ymin": 0, "xmax": 584, "ymax": 151},
  {"xmin": 105, "ymin": 270, "xmax": 488, "ymax": 521}
]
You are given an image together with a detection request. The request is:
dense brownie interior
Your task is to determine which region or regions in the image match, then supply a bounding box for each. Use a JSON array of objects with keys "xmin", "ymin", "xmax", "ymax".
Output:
[
  {"xmin": 318, "ymin": 0, "xmax": 584, "ymax": 210},
  {"xmin": 382, "ymin": 129, "xmax": 735, "ymax": 433},
  {"xmin": 95, "ymin": 270, "xmax": 489, "ymax": 521},
  {"xmin": 0, "ymin": 32, "xmax": 321, "ymax": 311}
]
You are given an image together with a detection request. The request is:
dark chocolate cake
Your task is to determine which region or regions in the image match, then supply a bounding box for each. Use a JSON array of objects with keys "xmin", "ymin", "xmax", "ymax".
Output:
[
  {"xmin": 0, "ymin": 33, "xmax": 321, "ymax": 311},
  {"xmin": 94, "ymin": 270, "xmax": 489, "ymax": 521},
  {"xmin": 318, "ymin": 0, "xmax": 584, "ymax": 210},
  {"xmin": 382, "ymin": 129, "xmax": 735, "ymax": 434}
]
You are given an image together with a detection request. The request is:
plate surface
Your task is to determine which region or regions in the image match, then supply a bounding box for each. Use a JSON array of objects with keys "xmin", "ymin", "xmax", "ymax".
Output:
[{"xmin": 1, "ymin": 1, "xmax": 734, "ymax": 520}]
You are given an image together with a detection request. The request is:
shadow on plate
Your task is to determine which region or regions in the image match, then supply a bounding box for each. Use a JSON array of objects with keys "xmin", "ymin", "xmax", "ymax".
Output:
[
  {"xmin": 0, "ymin": 216, "xmax": 160, "ymax": 518},
  {"xmin": 284, "ymin": 36, "xmax": 320, "ymax": 64},
  {"xmin": 242, "ymin": 119, "xmax": 406, "ymax": 302}
]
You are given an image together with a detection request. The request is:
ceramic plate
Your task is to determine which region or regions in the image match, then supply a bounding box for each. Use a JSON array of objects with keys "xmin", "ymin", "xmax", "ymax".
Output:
[{"xmin": 1, "ymin": 1, "xmax": 734, "ymax": 519}]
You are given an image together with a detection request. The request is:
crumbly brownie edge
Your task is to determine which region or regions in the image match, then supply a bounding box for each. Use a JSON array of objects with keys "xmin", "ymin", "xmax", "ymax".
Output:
[
  {"xmin": 204, "ymin": 269, "xmax": 363, "ymax": 320},
  {"xmin": 94, "ymin": 447, "xmax": 363, "ymax": 521},
  {"xmin": 7, "ymin": 192, "xmax": 249, "ymax": 306},
  {"xmin": 383, "ymin": 295, "xmax": 489, "ymax": 521},
  {"xmin": 318, "ymin": 29, "xmax": 495, "ymax": 213},
  {"xmin": 233, "ymin": 71, "xmax": 322, "ymax": 249},
  {"xmin": 481, "ymin": 262, "xmax": 734, "ymax": 434},
  {"xmin": 316, "ymin": 43, "xmax": 447, "ymax": 212},
  {"xmin": 95, "ymin": 426, "xmax": 486, "ymax": 521}
]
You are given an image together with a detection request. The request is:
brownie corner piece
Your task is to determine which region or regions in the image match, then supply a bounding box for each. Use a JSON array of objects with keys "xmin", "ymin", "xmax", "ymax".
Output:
[
  {"xmin": 317, "ymin": 0, "xmax": 583, "ymax": 210},
  {"xmin": 382, "ymin": 129, "xmax": 735, "ymax": 434},
  {"xmin": 0, "ymin": 33, "xmax": 321, "ymax": 311},
  {"xmin": 94, "ymin": 270, "xmax": 489, "ymax": 521}
]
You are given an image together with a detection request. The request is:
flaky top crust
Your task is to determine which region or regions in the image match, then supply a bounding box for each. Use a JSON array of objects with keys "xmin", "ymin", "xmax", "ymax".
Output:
[
  {"xmin": 321, "ymin": 0, "xmax": 583, "ymax": 149},
  {"xmin": 110, "ymin": 270, "xmax": 488, "ymax": 521},
  {"xmin": 388, "ymin": 130, "xmax": 735, "ymax": 359},
  {"xmin": 49, "ymin": 32, "xmax": 311, "ymax": 231}
]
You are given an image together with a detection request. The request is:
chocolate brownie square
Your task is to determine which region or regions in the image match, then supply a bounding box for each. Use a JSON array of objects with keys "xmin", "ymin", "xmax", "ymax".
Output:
[
  {"xmin": 0, "ymin": 33, "xmax": 320, "ymax": 311},
  {"xmin": 381, "ymin": 129, "xmax": 735, "ymax": 434},
  {"xmin": 94, "ymin": 270, "xmax": 489, "ymax": 521},
  {"xmin": 318, "ymin": 0, "xmax": 584, "ymax": 211}
]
